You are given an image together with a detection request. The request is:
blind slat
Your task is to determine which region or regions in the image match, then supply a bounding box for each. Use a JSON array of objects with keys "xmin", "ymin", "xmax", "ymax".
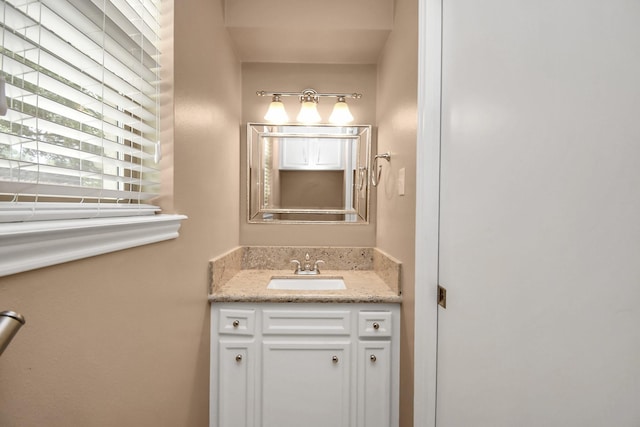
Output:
[
  {"xmin": 0, "ymin": 181, "xmax": 159, "ymax": 200},
  {"xmin": 0, "ymin": 201, "xmax": 159, "ymax": 222},
  {"xmin": 0, "ymin": 140, "xmax": 158, "ymax": 174},
  {"xmin": 1, "ymin": 109, "xmax": 156, "ymax": 156},
  {"xmin": 0, "ymin": 162, "xmax": 157, "ymax": 186},
  {"xmin": 0, "ymin": 133, "xmax": 155, "ymax": 161}
]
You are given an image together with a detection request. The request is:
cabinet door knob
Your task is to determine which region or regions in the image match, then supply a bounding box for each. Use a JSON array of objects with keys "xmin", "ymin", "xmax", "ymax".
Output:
[
  {"xmin": 332, "ymin": 355, "xmax": 339, "ymax": 364},
  {"xmin": 232, "ymin": 320, "xmax": 240, "ymax": 328},
  {"xmin": 370, "ymin": 354, "xmax": 377, "ymax": 362},
  {"xmin": 372, "ymin": 322, "xmax": 380, "ymax": 330},
  {"xmin": 235, "ymin": 354, "xmax": 243, "ymax": 362}
]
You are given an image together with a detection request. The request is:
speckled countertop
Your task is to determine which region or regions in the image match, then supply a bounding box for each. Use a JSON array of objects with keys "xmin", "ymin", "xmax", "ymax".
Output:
[
  {"xmin": 209, "ymin": 269, "xmax": 401, "ymax": 303},
  {"xmin": 208, "ymin": 246, "xmax": 402, "ymax": 304}
]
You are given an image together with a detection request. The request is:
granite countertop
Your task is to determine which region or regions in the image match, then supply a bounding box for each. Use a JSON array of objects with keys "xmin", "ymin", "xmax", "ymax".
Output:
[
  {"xmin": 209, "ymin": 269, "xmax": 402, "ymax": 304},
  {"xmin": 208, "ymin": 246, "xmax": 402, "ymax": 304}
]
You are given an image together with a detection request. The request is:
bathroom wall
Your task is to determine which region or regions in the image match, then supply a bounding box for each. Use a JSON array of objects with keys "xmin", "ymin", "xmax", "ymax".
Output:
[
  {"xmin": 375, "ymin": 0, "xmax": 419, "ymax": 425},
  {"xmin": 240, "ymin": 62, "xmax": 378, "ymax": 247},
  {"xmin": 0, "ymin": 1, "xmax": 240, "ymax": 425}
]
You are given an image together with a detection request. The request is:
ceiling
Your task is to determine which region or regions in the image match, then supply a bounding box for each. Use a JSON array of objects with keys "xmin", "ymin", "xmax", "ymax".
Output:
[{"xmin": 224, "ymin": 0, "xmax": 395, "ymax": 64}]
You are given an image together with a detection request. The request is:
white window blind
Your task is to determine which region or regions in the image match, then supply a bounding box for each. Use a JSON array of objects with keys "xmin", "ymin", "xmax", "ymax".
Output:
[{"xmin": 0, "ymin": 0, "xmax": 162, "ymax": 222}]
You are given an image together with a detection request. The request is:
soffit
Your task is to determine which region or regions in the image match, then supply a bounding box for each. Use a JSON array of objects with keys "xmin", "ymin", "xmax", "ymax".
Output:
[{"xmin": 225, "ymin": 0, "xmax": 394, "ymax": 64}]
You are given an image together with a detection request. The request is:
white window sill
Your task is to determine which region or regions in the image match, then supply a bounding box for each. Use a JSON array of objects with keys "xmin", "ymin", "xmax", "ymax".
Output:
[{"xmin": 0, "ymin": 214, "xmax": 187, "ymax": 277}]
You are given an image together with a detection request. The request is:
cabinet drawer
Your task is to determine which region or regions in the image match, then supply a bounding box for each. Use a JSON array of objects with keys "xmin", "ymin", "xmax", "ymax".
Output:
[
  {"xmin": 218, "ymin": 309, "xmax": 255, "ymax": 336},
  {"xmin": 358, "ymin": 311, "xmax": 392, "ymax": 338},
  {"xmin": 262, "ymin": 310, "xmax": 351, "ymax": 335}
]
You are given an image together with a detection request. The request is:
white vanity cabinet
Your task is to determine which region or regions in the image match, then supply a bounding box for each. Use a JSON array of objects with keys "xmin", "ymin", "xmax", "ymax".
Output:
[{"xmin": 210, "ymin": 303, "xmax": 400, "ymax": 427}]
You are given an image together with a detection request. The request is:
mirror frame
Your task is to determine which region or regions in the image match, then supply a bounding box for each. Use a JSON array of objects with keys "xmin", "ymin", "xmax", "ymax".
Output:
[{"xmin": 247, "ymin": 123, "xmax": 372, "ymax": 224}]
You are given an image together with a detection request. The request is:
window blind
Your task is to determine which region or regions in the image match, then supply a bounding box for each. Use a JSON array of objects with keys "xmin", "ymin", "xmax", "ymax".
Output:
[{"xmin": 0, "ymin": 0, "xmax": 162, "ymax": 222}]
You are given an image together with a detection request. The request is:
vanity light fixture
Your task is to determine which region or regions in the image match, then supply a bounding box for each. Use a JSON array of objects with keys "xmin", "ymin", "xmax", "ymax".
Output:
[{"xmin": 256, "ymin": 88, "xmax": 362, "ymax": 124}]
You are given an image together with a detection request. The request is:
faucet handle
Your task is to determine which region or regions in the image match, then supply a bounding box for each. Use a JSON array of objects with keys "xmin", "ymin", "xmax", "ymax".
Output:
[
  {"xmin": 313, "ymin": 260, "xmax": 325, "ymax": 273},
  {"xmin": 290, "ymin": 259, "xmax": 302, "ymax": 274}
]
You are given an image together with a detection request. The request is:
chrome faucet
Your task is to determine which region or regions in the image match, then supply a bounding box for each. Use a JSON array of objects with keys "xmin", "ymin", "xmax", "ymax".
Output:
[{"xmin": 290, "ymin": 253, "xmax": 325, "ymax": 275}]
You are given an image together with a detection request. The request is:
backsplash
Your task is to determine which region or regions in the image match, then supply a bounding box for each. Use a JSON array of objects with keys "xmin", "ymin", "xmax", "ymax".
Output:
[
  {"xmin": 208, "ymin": 247, "xmax": 243, "ymax": 294},
  {"xmin": 373, "ymin": 248, "xmax": 402, "ymax": 295},
  {"xmin": 242, "ymin": 247, "xmax": 373, "ymax": 270}
]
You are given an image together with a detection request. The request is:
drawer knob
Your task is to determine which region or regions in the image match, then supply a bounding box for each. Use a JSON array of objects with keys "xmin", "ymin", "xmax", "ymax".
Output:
[
  {"xmin": 332, "ymin": 355, "xmax": 339, "ymax": 364},
  {"xmin": 235, "ymin": 354, "xmax": 243, "ymax": 362},
  {"xmin": 372, "ymin": 322, "xmax": 380, "ymax": 330},
  {"xmin": 370, "ymin": 354, "xmax": 377, "ymax": 362},
  {"xmin": 232, "ymin": 320, "xmax": 240, "ymax": 328}
]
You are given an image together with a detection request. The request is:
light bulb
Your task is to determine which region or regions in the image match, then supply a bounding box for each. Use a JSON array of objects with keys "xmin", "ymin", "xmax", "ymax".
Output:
[{"xmin": 329, "ymin": 97, "xmax": 354, "ymax": 124}]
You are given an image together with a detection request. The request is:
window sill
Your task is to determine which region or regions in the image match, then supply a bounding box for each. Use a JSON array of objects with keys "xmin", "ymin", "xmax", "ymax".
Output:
[{"xmin": 0, "ymin": 214, "xmax": 187, "ymax": 277}]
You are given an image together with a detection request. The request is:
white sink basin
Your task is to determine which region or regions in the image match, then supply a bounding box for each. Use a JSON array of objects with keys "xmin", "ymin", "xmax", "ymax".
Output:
[{"xmin": 267, "ymin": 277, "xmax": 346, "ymax": 290}]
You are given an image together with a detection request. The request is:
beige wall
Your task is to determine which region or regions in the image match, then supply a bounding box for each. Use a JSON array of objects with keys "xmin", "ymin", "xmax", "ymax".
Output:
[
  {"xmin": 240, "ymin": 62, "xmax": 377, "ymax": 247},
  {"xmin": 376, "ymin": 0, "xmax": 419, "ymax": 425},
  {"xmin": 0, "ymin": 1, "xmax": 241, "ymax": 425}
]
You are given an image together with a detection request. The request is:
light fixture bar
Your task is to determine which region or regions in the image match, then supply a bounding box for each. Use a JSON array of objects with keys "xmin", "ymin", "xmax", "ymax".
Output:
[{"xmin": 256, "ymin": 90, "xmax": 362, "ymax": 99}]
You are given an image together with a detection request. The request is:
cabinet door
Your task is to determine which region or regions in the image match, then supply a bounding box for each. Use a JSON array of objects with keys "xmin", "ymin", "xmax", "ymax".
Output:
[
  {"xmin": 261, "ymin": 341, "xmax": 351, "ymax": 427},
  {"xmin": 215, "ymin": 341, "xmax": 254, "ymax": 427},
  {"xmin": 280, "ymin": 139, "xmax": 310, "ymax": 169},
  {"xmin": 314, "ymin": 139, "xmax": 344, "ymax": 169},
  {"xmin": 357, "ymin": 341, "xmax": 392, "ymax": 427}
]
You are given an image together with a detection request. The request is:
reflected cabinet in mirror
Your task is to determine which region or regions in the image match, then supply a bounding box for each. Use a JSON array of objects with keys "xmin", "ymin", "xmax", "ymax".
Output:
[{"xmin": 247, "ymin": 123, "xmax": 371, "ymax": 223}]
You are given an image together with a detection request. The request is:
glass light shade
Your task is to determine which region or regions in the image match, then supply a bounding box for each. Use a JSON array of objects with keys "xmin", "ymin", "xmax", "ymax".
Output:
[
  {"xmin": 296, "ymin": 101, "xmax": 321, "ymax": 123},
  {"xmin": 329, "ymin": 99, "xmax": 354, "ymax": 124},
  {"xmin": 264, "ymin": 100, "xmax": 288, "ymax": 123}
]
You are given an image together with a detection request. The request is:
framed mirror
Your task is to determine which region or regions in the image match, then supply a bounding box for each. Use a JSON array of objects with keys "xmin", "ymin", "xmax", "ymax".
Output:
[{"xmin": 247, "ymin": 123, "xmax": 371, "ymax": 223}]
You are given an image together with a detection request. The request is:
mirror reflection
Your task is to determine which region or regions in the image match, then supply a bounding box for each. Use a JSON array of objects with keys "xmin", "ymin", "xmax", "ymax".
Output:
[{"xmin": 247, "ymin": 124, "xmax": 371, "ymax": 223}]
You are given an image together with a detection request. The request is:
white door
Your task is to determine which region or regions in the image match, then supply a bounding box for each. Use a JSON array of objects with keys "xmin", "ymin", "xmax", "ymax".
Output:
[{"xmin": 436, "ymin": 1, "xmax": 640, "ymax": 426}]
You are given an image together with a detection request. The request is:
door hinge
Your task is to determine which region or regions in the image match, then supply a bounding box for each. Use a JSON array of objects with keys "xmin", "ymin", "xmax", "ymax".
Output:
[{"xmin": 438, "ymin": 285, "xmax": 447, "ymax": 309}]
